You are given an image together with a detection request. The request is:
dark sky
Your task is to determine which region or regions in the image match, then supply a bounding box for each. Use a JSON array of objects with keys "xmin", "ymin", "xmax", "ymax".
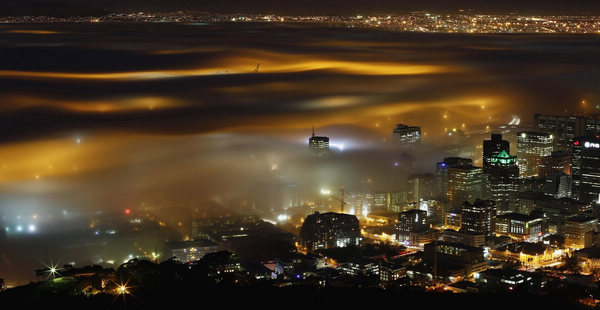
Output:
[{"xmin": 4, "ymin": 0, "xmax": 600, "ymax": 15}]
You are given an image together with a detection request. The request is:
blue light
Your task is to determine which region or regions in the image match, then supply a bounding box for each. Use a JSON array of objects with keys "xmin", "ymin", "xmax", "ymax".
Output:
[
  {"xmin": 441, "ymin": 163, "xmax": 446, "ymax": 167},
  {"xmin": 296, "ymin": 274, "xmax": 301, "ymax": 279}
]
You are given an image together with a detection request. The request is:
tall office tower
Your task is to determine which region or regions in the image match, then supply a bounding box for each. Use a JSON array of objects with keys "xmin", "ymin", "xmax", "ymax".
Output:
[
  {"xmin": 544, "ymin": 172, "xmax": 572, "ymax": 198},
  {"xmin": 299, "ymin": 212, "xmax": 361, "ymax": 251},
  {"xmin": 516, "ymin": 131, "xmax": 554, "ymax": 177},
  {"xmin": 392, "ymin": 124, "xmax": 421, "ymax": 145},
  {"xmin": 534, "ymin": 114, "xmax": 600, "ymax": 150},
  {"xmin": 308, "ymin": 127, "xmax": 331, "ymax": 157},
  {"xmin": 435, "ymin": 157, "xmax": 483, "ymax": 209},
  {"xmin": 435, "ymin": 157, "xmax": 475, "ymax": 199},
  {"xmin": 571, "ymin": 136, "xmax": 600, "ymax": 203},
  {"xmin": 461, "ymin": 199, "xmax": 497, "ymax": 240},
  {"xmin": 407, "ymin": 173, "xmax": 435, "ymax": 203},
  {"xmin": 483, "ymin": 134, "xmax": 510, "ymax": 173},
  {"xmin": 486, "ymin": 150, "xmax": 519, "ymax": 213},
  {"xmin": 539, "ymin": 150, "xmax": 572, "ymax": 178}
]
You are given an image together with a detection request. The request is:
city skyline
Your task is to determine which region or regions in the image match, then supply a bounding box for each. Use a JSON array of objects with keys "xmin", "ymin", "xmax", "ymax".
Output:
[{"xmin": 2, "ymin": 2, "xmax": 600, "ymax": 309}]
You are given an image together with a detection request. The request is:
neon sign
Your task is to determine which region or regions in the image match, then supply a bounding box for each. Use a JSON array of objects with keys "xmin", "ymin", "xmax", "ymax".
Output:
[{"xmin": 584, "ymin": 141, "xmax": 600, "ymax": 148}]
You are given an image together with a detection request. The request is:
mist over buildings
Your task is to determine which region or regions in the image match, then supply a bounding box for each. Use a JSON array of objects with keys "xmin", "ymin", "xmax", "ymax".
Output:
[{"xmin": 1, "ymin": 22, "xmax": 599, "ymax": 284}]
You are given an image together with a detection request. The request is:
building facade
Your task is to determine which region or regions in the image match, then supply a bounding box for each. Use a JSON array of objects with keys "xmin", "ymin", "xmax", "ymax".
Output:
[
  {"xmin": 516, "ymin": 131, "xmax": 553, "ymax": 177},
  {"xmin": 571, "ymin": 136, "xmax": 600, "ymax": 203},
  {"xmin": 393, "ymin": 124, "xmax": 421, "ymax": 144},
  {"xmin": 461, "ymin": 199, "xmax": 496, "ymax": 240},
  {"xmin": 535, "ymin": 114, "xmax": 600, "ymax": 150},
  {"xmin": 300, "ymin": 212, "xmax": 361, "ymax": 251},
  {"xmin": 486, "ymin": 150, "xmax": 519, "ymax": 213},
  {"xmin": 564, "ymin": 215, "xmax": 598, "ymax": 249},
  {"xmin": 308, "ymin": 127, "xmax": 331, "ymax": 157}
]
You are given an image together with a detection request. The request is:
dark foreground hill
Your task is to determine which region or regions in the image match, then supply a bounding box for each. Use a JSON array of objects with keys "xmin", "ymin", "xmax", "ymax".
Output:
[{"xmin": 0, "ymin": 283, "xmax": 589, "ymax": 310}]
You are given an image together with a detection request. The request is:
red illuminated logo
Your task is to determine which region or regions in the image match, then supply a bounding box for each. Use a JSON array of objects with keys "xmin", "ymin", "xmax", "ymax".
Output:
[{"xmin": 574, "ymin": 140, "xmax": 580, "ymax": 146}]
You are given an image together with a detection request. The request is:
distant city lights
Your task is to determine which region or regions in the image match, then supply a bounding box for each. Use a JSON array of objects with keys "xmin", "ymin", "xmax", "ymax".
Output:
[{"xmin": 277, "ymin": 214, "xmax": 290, "ymax": 222}]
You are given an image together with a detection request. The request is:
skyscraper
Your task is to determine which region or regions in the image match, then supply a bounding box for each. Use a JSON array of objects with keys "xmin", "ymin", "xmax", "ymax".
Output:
[
  {"xmin": 535, "ymin": 114, "xmax": 600, "ymax": 150},
  {"xmin": 544, "ymin": 172, "xmax": 572, "ymax": 198},
  {"xmin": 486, "ymin": 150, "xmax": 519, "ymax": 213},
  {"xmin": 516, "ymin": 131, "xmax": 553, "ymax": 177},
  {"xmin": 435, "ymin": 157, "xmax": 483, "ymax": 208},
  {"xmin": 407, "ymin": 173, "xmax": 435, "ymax": 203},
  {"xmin": 461, "ymin": 199, "xmax": 496, "ymax": 240},
  {"xmin": 435, "ymin": 157, "xmax": 474, "ymax": 199},
  {"xmin": 299, "ymin": 212, "xmax": 361, "ymax": 251},
  {"xmin": 483, "ymin": 134, "xmax": 510, "ymax": 173},
  {"xmin": 392, "ymin": 124, "xmax": 421, "ymax": 145},
  {"xmin": 538, "ymin": 150, "xmax": 571, "ymax": 178},
  {"xmin": 308, "ymin": 126, "xmax": 331, "ymax": 157},
  {"xmin": 571, "ymin": 136, "xmax": 600, "ymax": 203}
]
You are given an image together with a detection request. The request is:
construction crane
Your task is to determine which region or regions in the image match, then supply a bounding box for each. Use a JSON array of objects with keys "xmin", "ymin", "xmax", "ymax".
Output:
[{"xmin": 327, "ymin": 186, "xmax": 349, "ymax": 214}]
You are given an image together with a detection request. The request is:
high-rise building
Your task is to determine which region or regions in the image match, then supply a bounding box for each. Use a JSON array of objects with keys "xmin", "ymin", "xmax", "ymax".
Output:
[
  {"xmin": 396, "ymin": 209, "xmax": 429, "ymax": 245},
  {"xmin": 486, "ymin": 150, "xmax": 519, "ymax": 213},
  {"xmin": 544, "ymin": 172, "xmax": 572, "ymax": 198},
  {"xmin": 308, "ymin": 127, "xmax": 330, "ymax": 157},
  {"xmin": 299, "ymin": 212, "xmax": 361, "ymax": 251},
  {"xmin": 436, "ymin": 157, "xmax": 471, "ymax": 199},
  {"xmin": 447, "ymin": 163, "xmax": 483, "ymax": 209},
  {"xmin": 534, "ymin": 114, "xmax": 600, "ymax": 150},
  {"xmin": 419, "ymin": 199, "xmax": 445, "ymax": 224},
  {"xmin": 407, "ymin": 173, "xmax": 435, "ymax": 203},
  {"xmin": 483, "ymin": 134, "xmax": 510, "ymax": 173},
  {"xmin": 516, "ymin": 131, "xmax": 553, "ymax": 177},
  {"xmin": 564, "ymin": 215, "xmax": 598, "ymax": 249},
  {"xmin": 393, "ymin": 124, "xmax": 421, "ymax": 145},
  {"xmin": 435, "ymin": 157, "xmax": 482, "ymax": 208},
  {"xmin": 571, "ymin": 136, "xmax": 600, "ymax": 203},
  {"xmin": 539, "ymin": 150, "xmax": 571, "ymax": 178},
  {"xmin": 461, "ymin": 199, "xmax": 496, "ymax": 240}
]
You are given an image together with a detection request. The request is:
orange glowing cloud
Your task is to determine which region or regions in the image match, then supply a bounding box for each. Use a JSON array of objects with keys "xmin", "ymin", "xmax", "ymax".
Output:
[
  {"xmin": 4, "ymin": 30, "xmax": 60, "ymax": 35},
  {"xmin": 0, "ymin": 50, "xmax": 456, "ymax": 81},
  {"xmin": 0, "ymin": 95, "xmax": 185, "ymax": 113}
]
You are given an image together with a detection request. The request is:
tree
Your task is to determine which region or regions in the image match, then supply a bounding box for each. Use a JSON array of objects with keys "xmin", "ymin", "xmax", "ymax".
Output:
[{"xmin": 563, "ymin": 254, "xmax": 581, "ymax": 274}]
